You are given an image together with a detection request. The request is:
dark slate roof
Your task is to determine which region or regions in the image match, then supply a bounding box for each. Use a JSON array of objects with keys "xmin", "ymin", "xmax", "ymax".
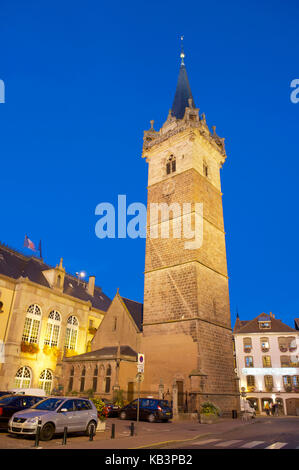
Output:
[
  {"xmin": 0, "ymin": 244, "xmax": 111, "ymax": 312},
  {"xmin": 121, "ymin": 297, "xmax": 143, "ymax": 331},
  {"xmin": 64, "ymin": 345, "xmax": 137, "ymax": 362},
  {"xmin": 171, "ymin": 63, "xmax": 195, "ymax": 120},
  {"xmin": 234, "ymin": 313, "xmax": 297, "ymax": 334},
  {"xmin": 294, "ymin": 319, "xmax": 299, "ymax": 330}
]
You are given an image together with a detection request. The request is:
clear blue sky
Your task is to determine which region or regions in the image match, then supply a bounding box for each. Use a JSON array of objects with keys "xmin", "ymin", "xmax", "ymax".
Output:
[{"xmin": 0, "ymin": 0, "xmax": 298, "ymax": 328}]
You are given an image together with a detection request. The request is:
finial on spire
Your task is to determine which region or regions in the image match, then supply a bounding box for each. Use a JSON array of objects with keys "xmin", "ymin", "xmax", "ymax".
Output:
[{"xmin": 180, "ymin": 35, "xmax": 185, "ymax": 65}]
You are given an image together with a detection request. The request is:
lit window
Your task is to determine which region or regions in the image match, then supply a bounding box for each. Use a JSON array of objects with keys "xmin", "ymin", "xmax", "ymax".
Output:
[
  {"xmin": 260, "ymin": 337, "xmax": 270, "ymax": 352},
  {"xmin": 259, "ymin": 321, "xmax": 271, "ymax": 329},
  {"xmin": 39, "ymin": 369, "xmax": 53, "ymax": 394},
  {"xmin": 264, "ymin": 375, "xmax": 273, "ymax": 391},
  {"xmin": 262, "ymin": 356, "xmax": 272, "ymax": 367},
  {"xmin": 283, "ymin": 375, "xmax": 292, "ymax": 391},
  {"xmin": 44, "ymin": 310, "xmax": 61, "ymax": 347},
  {"xmin": 22, "ymin": 304, "xmax": 42, "ymax": 344},
  {"xmin": 245, "ymin": 356, "xmax": 254, "ymax": 368},
  {"xmin": 65, "ymin": 316, "xmax": 79, "ymax": 350},
  {"xmin": 246, "ymin": 375, "xmax": 255, "ymax": 391},
  {"xmin": 281, "ymin": 356, "xmax": 291, "ymax": 368},
  {"xmin": 243, "ymin": 337, "xmax": 252, "ymax": 353},
  {"xmin": 15, "ymin": 366, "xmax": 31, "ymax": 388}
]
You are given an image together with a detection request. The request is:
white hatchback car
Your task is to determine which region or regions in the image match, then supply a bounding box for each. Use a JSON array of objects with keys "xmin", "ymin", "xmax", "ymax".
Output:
[{"xmin": 8, "ymin": 397, "xmax": 98, "ymax": 440}]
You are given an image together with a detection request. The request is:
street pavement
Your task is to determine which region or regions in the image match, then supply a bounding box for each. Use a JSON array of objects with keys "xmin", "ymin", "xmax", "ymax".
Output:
[{"xmin": 0, "ymin": 416, "xmax": 299, "ymax": 449}]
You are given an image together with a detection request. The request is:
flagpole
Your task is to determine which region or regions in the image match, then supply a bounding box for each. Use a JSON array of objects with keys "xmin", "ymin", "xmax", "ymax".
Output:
[{"xmin": 39, "ymin": 240, "xmax": 42, "ymax": 259}]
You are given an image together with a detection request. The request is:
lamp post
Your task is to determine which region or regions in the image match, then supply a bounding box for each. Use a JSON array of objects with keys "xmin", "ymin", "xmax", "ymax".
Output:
[{"xmin": 76, "ymin": 271, "xmax": 86, "ymax": 285}]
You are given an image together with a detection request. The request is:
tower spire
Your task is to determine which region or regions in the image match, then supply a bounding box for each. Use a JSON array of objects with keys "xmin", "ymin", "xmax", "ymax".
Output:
[{"xmin": 171, "ymin": 36, "xmax": 195, "ymax": 120}]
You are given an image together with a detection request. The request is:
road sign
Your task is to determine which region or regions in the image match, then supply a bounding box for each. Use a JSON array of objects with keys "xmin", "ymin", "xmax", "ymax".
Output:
[
  {"xmin": 136, "ymin": 372, "xmax": 144, "ymax": 383},
  {"xmin": 137, "ymin": 364, "xmax": 144, "ymax": 373},
  {"xmin": 138, "ymin": 353, "xmax": 145, "ymax": 365}
]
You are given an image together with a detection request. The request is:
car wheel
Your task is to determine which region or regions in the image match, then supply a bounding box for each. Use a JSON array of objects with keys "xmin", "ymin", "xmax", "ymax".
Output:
[
  {"xmin": 120, "ymin": 411, "xmax": 127, "ymax": 420},
  {"xmin": 148, "ymin": 413, "xmax": 156, "ymax": 423},
  {"xmin": 85, "ymin": 420, "xmax": 97, "ymax": 436},
  {"xmin": 40, "ymin": 423, "xmax": 55, "ymax": 441},
  {"xmin": 162, "ymin": 419, "xmax": 169, "ymax": 423}
]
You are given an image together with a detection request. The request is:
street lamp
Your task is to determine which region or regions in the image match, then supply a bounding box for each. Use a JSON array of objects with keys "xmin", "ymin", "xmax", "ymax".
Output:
[{"xmin": 76, "ymin": 271, "xmax": 86, "ymax": 285}]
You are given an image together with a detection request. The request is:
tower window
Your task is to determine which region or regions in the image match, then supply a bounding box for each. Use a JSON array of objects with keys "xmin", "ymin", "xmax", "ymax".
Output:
[
  {"xmin": 203, "ymin": 163, "xmax": 208, "ymax": 177},
  {"xmin": 166, "ymin": 155, "xmax": 176, "ymax": 175}
]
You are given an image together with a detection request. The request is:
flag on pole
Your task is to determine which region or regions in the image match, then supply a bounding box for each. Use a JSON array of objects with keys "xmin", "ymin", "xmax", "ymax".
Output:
[
  {"xmin": 38, "ymin": 240, "xmax": 42, "ymax": 259},
  {"xmin": 24, "ymin": 235, "xmax": 36, "ymax": 252}
]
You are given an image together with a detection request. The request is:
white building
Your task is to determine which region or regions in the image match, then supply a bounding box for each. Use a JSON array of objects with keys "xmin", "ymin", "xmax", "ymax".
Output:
[{"xmin": 233, "ymin": 312, "xmax": 299, "ymax": 416}]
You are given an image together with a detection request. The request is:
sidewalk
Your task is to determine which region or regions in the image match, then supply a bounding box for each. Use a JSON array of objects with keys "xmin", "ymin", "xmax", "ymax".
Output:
[{"xmin": 47, "ymin": 418, "xmax": 256, "ymax": 449}]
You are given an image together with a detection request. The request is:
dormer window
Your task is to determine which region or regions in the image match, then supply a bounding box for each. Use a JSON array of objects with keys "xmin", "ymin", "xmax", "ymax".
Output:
[
  {"xmin": 166, "ymin": 155, "xmax": 176, "ymax": 175},
  {"xmin": 259, "ymin": 321, "xmax": 271, "ymax": 329},
  {"xmin": 258, "ymin": 314, "xmax": 271, "ymax": 329}
]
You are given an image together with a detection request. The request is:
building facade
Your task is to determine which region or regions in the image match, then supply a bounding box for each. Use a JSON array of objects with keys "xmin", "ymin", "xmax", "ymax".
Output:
[
  {"xmin": 0, "ymin": 244, "xmax": 111, "ymax": 393},
  {"xmin": 140, "ymin": 49, "xmax": 239, "ymax": 413},
  {"xmin": 234, "ymin": 312, "xmax": 299, "ymax": 415}
]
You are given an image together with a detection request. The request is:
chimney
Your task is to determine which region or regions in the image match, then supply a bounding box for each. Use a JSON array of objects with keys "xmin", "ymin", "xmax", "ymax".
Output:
[{"xmin": 87, "ymin": 276, "xmax": 95, "ymax": 296}]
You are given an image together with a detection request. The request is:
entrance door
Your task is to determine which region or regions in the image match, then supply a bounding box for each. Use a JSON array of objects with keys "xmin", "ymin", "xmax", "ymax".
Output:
[
  {"xmin": 127, "ymin": 382, "xmax": 134, "ymax": 402},
  {"xmin": 286, "ymin": 398, "xmax": 299, "ymax": 416},
  {"xmin": 176, "ymin": 381, "xmax": 184, "ymax": 412}
]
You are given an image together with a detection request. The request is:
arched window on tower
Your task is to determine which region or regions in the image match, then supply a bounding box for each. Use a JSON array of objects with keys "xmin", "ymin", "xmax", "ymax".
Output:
[
  {"xmin": 166, "ymin": 155, "xmax": 176, "ymax": 175},
  {"xmin": 105, "ymin": 364, "xmax": 112, "ymax": 393}
]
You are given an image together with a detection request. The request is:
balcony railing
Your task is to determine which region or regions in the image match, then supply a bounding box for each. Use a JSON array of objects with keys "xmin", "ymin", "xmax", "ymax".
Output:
[{"xmin": 279, "ymin": 346, "xmax": 288, "ymax": 353}]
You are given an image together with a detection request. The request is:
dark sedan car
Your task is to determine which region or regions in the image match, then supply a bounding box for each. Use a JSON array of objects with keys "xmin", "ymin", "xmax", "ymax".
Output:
[
  {"xmin": 0, "ymin": 395, "xmax": 45, "ymax": 429},
  {"xmin": 119, "ymin": 398, "xmax": 172, "ymax": 423},
  {"xmin": 0, "ymin": 392, "xmax": 10, "ymax": 398}
]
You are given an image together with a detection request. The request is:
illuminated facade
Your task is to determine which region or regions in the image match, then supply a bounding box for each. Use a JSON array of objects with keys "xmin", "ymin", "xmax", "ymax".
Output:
[
  {"xmin": 234, "ymin": 312, "xmax": 299, "ymax": 415},
  {"xmin": 0, "ymin": 244, "xmax": 111, "ymax": 393}
]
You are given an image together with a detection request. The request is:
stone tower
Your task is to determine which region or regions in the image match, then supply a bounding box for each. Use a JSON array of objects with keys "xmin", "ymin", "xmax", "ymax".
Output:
[{"xmin": 141, "ymin": 46, "xmax": 239, "ymax": 414}]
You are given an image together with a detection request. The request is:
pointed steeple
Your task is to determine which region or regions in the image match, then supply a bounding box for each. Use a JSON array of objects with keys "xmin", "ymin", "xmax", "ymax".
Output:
[{"xmin": 171, "ymin": 37, "xmax": 195, "ymax": 120}]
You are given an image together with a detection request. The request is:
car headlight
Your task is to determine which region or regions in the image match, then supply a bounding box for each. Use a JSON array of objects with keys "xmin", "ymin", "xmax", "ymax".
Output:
[{"xmin": 27, "ymin": 417, "xmax": 39, "ymax": 424}]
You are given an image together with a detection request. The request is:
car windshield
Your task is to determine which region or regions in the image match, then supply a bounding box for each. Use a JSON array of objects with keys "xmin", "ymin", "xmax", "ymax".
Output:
[
  {"xmin": 32, "ymin": 398, "xmax": 64, "ymax": 411},
  {"xmin": 0, "ymin": 396, "xmax": 18, "ymax": 405}
]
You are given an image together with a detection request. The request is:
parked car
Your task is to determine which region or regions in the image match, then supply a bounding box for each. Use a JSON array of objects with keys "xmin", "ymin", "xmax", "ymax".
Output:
[
  {"xmin": 0, "ymin": 395, "xmax": 45, "ymax": 430},
  {"xmin": 0, "ymin": 392, "xmax": 10, "ymax": 398},
  {"xmin": 100, "ymin": 398, "xmax": 121, "ymax": 417},
  {"xmin": 8, "ymin": 397, "xmax": 98, "ymax": 441},
  {"xmin": 119, "ymin": 398, "xmax": 173, "ymax": 422}
]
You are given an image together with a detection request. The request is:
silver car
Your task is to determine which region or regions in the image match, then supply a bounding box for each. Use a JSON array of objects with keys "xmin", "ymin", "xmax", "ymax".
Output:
[{"xmin": 8, "ymin": 397, "xmax": 98, "ymax": 440}]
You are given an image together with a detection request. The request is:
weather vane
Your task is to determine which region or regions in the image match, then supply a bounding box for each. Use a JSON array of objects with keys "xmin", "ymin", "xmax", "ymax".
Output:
[{"xmin": 180, "ymin": 35, "xmax": 185, "ymax": 65}]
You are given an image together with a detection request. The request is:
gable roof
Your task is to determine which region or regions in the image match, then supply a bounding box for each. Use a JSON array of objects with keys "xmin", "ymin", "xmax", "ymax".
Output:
[
  {"xmin": 0, "ymin": 243, "xmax": 111, "ymax": 312},
  {"xmin": 121, "ymin": 296, "xmax": 143, "ymax": 332},
  {"xmin": 294, "ymin": 319, "xmax": 299, "ymax": 331},
  {"xmin": 64, "ymin": 345, "xmax": 137, "ymax": 362},
  {"xmin": 233, "ymin": 312, "xmax": 297, "ymax": 334}
]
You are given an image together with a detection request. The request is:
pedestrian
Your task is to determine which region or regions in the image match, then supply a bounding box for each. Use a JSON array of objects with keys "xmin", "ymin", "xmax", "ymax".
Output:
[
  {"xmin": 265, "ymin": 402, "xmax": 270, "ymax": 416},
  {"xmin": 271, "ymin": 403, "xmax": 276, "ymax": 416}
]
